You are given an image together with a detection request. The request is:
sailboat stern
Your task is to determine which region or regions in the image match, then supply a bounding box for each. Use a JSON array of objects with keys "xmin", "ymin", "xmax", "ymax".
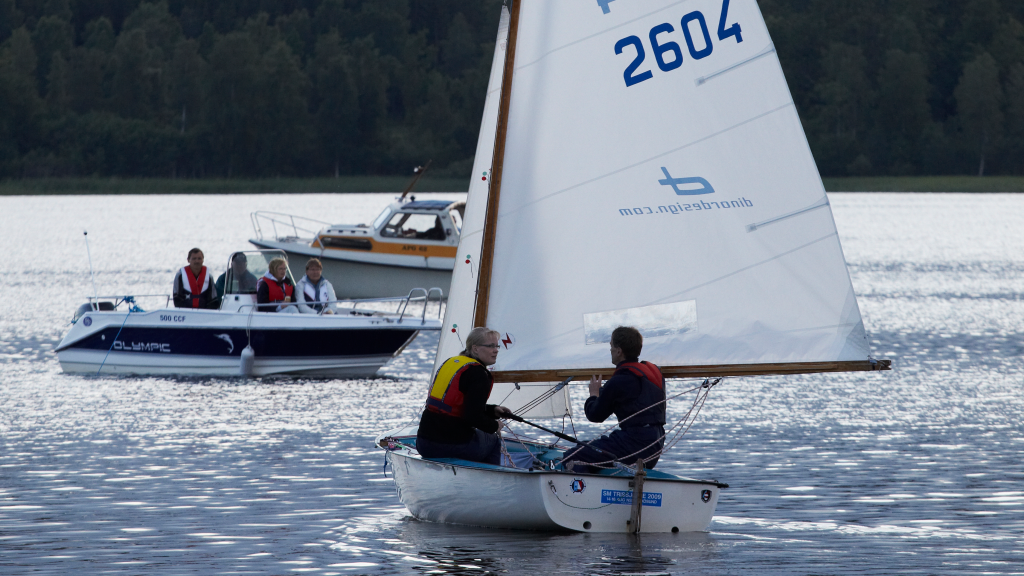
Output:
[
  {"xmin": 538, "ymin": 472, "xmax": 724, "ymax": 533},
  {"xmin": 389, "ymin": 451, "xmax": 560, "ymax": 531}
]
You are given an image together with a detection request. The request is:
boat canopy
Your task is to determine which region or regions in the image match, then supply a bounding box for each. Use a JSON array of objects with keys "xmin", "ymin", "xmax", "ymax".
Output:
[{"xmin": 402, "ymin": 200, "xmax": 458, "ymax": 211}]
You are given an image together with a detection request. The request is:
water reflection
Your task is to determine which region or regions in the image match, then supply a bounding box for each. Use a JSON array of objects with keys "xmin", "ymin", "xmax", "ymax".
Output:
[
  {"xmin": 327, "ymin": 513, "xmax": 712, "ymax": 575},
  {"xmin": 1, "ymin": 193, "xmax": 1023, "ymax": 574}
]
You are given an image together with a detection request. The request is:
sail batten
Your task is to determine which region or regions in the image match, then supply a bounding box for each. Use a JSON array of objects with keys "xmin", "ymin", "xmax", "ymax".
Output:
[{"xmin": 695, "ymin": 42, "xmax": 776, "ymax": 85}]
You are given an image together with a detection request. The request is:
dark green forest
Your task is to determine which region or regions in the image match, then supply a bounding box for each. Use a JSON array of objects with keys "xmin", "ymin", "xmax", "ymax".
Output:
[{"xmin": 0, "ymin": 0, "xmax": 1022, "ymax": 179}]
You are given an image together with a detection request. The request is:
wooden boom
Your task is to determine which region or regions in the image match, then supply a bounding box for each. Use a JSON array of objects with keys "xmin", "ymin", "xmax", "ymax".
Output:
[{"xmin": 491, "ymin": 359, "xmax": 891, "ymax": 382}]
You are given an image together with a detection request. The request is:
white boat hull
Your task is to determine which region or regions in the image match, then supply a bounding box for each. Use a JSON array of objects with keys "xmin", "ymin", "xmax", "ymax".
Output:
[
  {"xmin": 385, "ymin": 440, "xmax": 723, "ymax": 533},
  {"xmin": 250, "ymin": 239, "xmax": 452, "ymax": 299},
  {"xmin": 57, "ymin": 350, "xmax": 395, "ymax": 378},
  {"xmin": 56, "ymin": 307, "xmax": 434, "ymax": 378}
]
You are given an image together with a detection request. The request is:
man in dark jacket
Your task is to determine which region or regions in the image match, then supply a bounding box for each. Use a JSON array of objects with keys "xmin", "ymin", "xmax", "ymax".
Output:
[
  {"xmin": 417, "ymin": 327, "xmax": 513, "ymax": 465},
  {"xmin": 562, "ymin": 326, "xmax": 666, "ymax": 473}
]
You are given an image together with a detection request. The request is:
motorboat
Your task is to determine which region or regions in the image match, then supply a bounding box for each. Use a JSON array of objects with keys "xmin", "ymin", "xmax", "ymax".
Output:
[
  {"xmin": 55, "ymin": 250, "xmax": 442, "ymax": 378},
  {"xmin": 375, "ymin": 1, "xmax": 890, "ymax": 534},
  {"xmin": 249, "ymin": 198, "xmax": 464, "ymax": 299}
]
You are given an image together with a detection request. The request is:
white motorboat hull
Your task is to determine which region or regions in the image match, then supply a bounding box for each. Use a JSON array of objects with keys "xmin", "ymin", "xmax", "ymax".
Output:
[
  {"xmin": 383, "ymin": 433, "xmax": 724, "ymax": 533},
  {"xmin": 57, "ymin": 350, "xmax": 395, "ymax": 378},
  {"xmin": 56, "ymin": 307, "xmax": 434, "ymax": 378},
  {"xmin": 249, "ymin": 239, "xmax": 452, "ymax": 299}
]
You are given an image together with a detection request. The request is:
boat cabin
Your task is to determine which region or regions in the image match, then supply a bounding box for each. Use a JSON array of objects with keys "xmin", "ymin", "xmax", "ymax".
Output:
[
  {"xmin": 312, "ymin": 200, "xmax": 464, "ymax": 257},
  {"xmin": 249, "ymin": 199, "xmax": 462, "ymax": 298}
]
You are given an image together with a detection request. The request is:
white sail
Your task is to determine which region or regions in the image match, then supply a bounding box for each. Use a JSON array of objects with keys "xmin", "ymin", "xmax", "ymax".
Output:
[
  {"xmin": 435, "ymin": 7, "xmax": 509, "ymax": 371},
  {"xmin": 478, "ymin": 0, "xmax": 870, "ymax": 375},
  {"xmin": 433, "ymin": 8, "xmax": 569, "ymax": 416}
]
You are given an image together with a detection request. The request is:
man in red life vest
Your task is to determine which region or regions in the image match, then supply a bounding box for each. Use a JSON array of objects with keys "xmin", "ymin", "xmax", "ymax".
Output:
[
  {"xmin": 172, "ymin": 248, "xmax": 219, "ymax": 309},
  {"xmin": 562, "ymin": 326, "xmax": 666, "ymax": 473},
  {"xmin": 416, "ymin": 327, "xmax": 514, "ymax": 465}
]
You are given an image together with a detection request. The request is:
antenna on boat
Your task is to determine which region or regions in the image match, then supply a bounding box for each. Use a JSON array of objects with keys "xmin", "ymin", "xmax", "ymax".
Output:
[
  {"xmin": 399, "ymin": 160, "xmax": 432, "ymax": 202},
  {"xmin": 83, "ymin": 231, "xmax": 99, "ymax": 310}
]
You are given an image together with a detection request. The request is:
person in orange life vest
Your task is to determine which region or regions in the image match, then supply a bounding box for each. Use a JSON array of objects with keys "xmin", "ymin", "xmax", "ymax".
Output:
[
  {"xmin": 256, "ymin": 257, "xmax": 297, "ymax": 313},
  {"xmin": 172, "ymin": 248, "xmax": 219, "ymax": 309},
  {"xmin": 562, "ymin": 326, "xmax": 667, "ymax": 474},
  {"xmin": 416, "ymin": 327, "xmax": 514, "ymax": 465}
]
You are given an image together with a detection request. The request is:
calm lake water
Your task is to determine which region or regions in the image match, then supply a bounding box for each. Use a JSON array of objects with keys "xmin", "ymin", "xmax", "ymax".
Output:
[{"xmin": 1, "ymin": 192, "xmax": 1022, "ymax": 575}]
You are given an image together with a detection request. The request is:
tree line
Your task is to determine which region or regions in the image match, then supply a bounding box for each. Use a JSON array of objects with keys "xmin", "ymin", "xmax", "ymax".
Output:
[{"xmin": 0, "ymin": 0, "xmax": 1022, "ymax": 179}]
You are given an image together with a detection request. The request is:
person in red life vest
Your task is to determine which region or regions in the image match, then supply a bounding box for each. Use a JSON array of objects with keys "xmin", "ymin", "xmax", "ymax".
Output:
[
  {"xmin": 416, "ymin": 327, "xmax": 514, "ymax": 465},
  {"xmin": 172, "ymin": 248, "xmax": 219, "ymax": 309},
  {"xmin": 256, "ymin": 255, "xmax": 296, "ymax": 309},
  {"xmin": 256, "ymin": 257, "xmax": 297, "ymax": 313},
  {"xmin": 562, "ymin": 326, "xmax": 666, "ymax": 473}
]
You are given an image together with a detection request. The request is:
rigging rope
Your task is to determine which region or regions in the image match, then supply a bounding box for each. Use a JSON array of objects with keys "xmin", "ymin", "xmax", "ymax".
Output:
[
  {"xmin": 95, "ymin": 298, "xmax": 139, "ymax": 375},
  {"xmin": 498, "ymin": 378, "xmax": 721, "ymax": 469},
  {"xmin": 575, "ymin": 378, "xmax": 720, "ymax": 468},
  {"xmin": 395, "ymin": 366, "xmax": 719, "ymax": 471}
]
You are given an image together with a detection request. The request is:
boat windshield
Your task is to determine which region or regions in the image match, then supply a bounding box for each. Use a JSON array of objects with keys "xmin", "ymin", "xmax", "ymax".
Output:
[
  {"xmin": 223, "ymin": 250, "xmax": 294, "ymax": 295},
  {"xmin": 448, "ymin": 207, "xmax": 463, "ymax": 234},
  {"xmin": 372, "ymin": 207, "xmax": 392, "ymax": 230},
  {"xmin": 380, "ymin": 212, "xmax": 446, "ymax": 240}
]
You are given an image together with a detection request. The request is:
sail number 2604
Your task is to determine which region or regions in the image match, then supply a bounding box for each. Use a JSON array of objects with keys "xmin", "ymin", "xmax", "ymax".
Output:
[{"xmin": 614, "ymin": 0, "xmax": 742, "ymax": 87}]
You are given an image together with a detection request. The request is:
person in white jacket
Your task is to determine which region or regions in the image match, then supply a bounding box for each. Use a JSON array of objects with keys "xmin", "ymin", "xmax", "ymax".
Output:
[{"xmin": 295, "ymin": 258, "xmax": 337, "ymax": 314}]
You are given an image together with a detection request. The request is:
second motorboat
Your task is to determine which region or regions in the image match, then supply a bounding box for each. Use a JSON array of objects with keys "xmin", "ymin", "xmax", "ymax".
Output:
[
  {"xmin": 56, "ymin": 250, "xmax": 442, "ymax": 378},
  {"xmin": 249, "ymin": 198, "xmax": 465, "ymax": 299}
]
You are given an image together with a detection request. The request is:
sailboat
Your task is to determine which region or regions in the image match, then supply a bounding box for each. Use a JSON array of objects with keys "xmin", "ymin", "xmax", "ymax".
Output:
[{"xmin": 378, "ymin": 0, "xmax": 889, "ymax": 533}]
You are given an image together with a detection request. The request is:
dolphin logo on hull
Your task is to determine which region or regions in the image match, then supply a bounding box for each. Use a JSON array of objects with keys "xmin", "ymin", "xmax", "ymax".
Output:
[{"xmin": 214, "ymin": 334, "xmax": 234, "ymax": 354}]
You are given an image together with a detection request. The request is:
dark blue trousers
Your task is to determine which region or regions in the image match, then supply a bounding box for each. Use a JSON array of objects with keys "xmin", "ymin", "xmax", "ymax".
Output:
[
  {"xmin": 562, "ymin": 426, "xmax": 664, "ymax": 473},
  {"xmin": 416, "ymin": 429, "xmax": 502, "ymax": 466}
]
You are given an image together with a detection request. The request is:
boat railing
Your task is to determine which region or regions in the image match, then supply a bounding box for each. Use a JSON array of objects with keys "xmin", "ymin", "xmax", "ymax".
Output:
[
  {"xmin": 232, "ymin": 288, "xmax": 444, "ymax": 326},
  {"xmin": 251, "ymin": 211, "xmax": 331, "ymax": 241},
  {"xmin": 73, "ymin": 294, "xmax": 170, "ymax": 322},
  {"xmin": 395, "ymin": 287, "xmax": 445, "ymax": 325},
  {"xmin": 85, "ymin": 294, "xmax": 172, "ymax": 308}
]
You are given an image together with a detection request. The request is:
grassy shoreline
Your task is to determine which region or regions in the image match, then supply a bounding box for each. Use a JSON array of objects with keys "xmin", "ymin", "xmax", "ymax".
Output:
[
  {"xmin": 2, "ymin": 175, "xmax": 1024, "ymax": 195},
  {"xmin": 0, "ymin": 177, "xmax": 470, "ymax": 195}
]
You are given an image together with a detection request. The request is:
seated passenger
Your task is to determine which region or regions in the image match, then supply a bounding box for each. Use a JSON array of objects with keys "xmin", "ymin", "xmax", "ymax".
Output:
[
  {"xmin": 216, "ymin": 252, "xmax": 259, "ymax": 296},
  {"xmin": 561, "ymin": 326, "xmax": 666, "ymax": 474},
  {"xmin": 419, "ymin": 218, "xmax": 445, "ymax": 240},
  {"xmin": 296, "ymin": 258, "xmax": 337, "ymax": 314},
  {"xmin": 416, "ymin": 327, "xmax": 513, "ymax": 465},
  {"xmin": 172, "ymin": 248, "xmax": 219, "ymax": 309},
  {"xmin": 256, "ymin": 257, "xmax": 297, "ymax": 313}
]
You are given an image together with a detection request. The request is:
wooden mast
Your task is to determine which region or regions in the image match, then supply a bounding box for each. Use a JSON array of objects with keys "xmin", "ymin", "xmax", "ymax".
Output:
[{"xmin": 473, "ymin": 0, "xmax": 521, "ymax": 328}]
